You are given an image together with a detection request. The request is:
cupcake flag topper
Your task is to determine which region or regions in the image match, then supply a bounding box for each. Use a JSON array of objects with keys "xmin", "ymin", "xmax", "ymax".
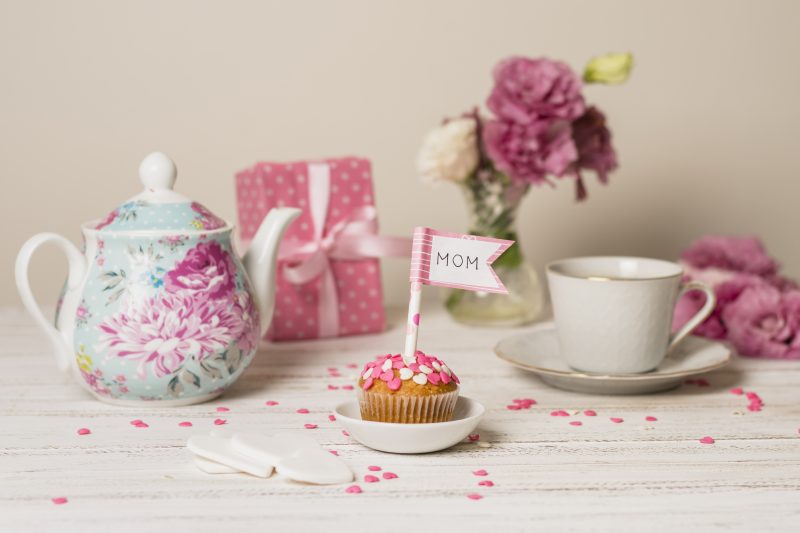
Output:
[{"xmin": 403, "ymin": 227, "xmax": 514, "ymax": 361}]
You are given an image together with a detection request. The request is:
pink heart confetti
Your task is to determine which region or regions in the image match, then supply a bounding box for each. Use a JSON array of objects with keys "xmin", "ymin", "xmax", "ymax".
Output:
[
  {"xmin": 367, "ymin": 465, "xmax": 382, "ymax": 471},
  {"xmin": 327, "ymin": 385, "xmax": 339, "ymax": 390},
  {"xmin": 610, "ymin": 418, "xmax": 624, "ymax": 424},
  {"xmin": 342, "ymin": 430, "xmax": 350, "ymax": 437},
  {"xmin": 215, "ymin": 407, "xmax": 229, "ymax": 412},
  {"xmin": 296, "ymin": 408, "xmax": 310, "ymax": 414},
  {"xmin": 304, "ymin": 424, "xmax": 318, "ymax": 429},
  {"xmin": 178, "ymin": 421, "xmax": 193, "ymax": 427},
  {"xmin": 265, "ymin": 401, "xmax": 279, "ymax": 406},
  {"xmin": 729, "ymin": 387, "xmax": 744, "ymax": 395},
  {"xmin": 130, "ymin": 419, "xmax": 144, "ymax": 426},
  {"xmin": 382, "ymin": 472, "xmax": 398, "ymax": 480},
  {"xmin": 364, "ymin": 475, "xmax": 380, "ymax": 483},
  {"xmin": 329, "ymin": 450, "xmax": 339, "ymax": 456},
  {"xmin": 213, "ymin": 418, "xmax": 227, "ymax": 426},
  {"xmin": 466, "ymin": 493, "xmax": 483, "ymax": 500},
  {"xmin": 569, "ymin": 421, "xmax": 583, "ymax": 426},
  {"xmin": 468, "ymin": 434, "xmax": 480, "ymax": 442},
  {"xmin": 345, "ymin": 485, "xmax": 362, "ymax": 494},
  {"xmin": 645, "ymin": 416, "xmax": 658, "ymax": 422},
  {"xmin": 342, "ymin": 385, "xmax": 354, "ymax": 391},
  {"xmin": 550, "ymin": 410, "xmax": 570, "ymax": 417},
  {"xmin": 472, "ymin": 469, "xmax": 488, "ymax": 477},
  {"xmin": 51, "ymin": 497, "xmax": 68, "ymax": 505},
  {"xmin": 506, "ymin": 404, "xmax": 522, "ymax": 410},
  {"xmin": 478, "ymin": 480, "xmax": 494, "ymax": 487},
  {"xmin": 583, "ymin": 410, "xmax": 597, "ymax": 416},
  {"xmin": 327, "ymin": 367, "xmax": 338, "ymax": 372},
  {"xmin": 77, "ymin": 428, "xmax": 91, "ymax": 436},
  {"xmin": 699, "ymin": 436, "xmax": 715, "ymax": 445},
  {"xmin": 346, "ymin": 363, "xmax": 358, "ymax": 369},
  {"xmin": 328, "ymin": 415, "xmax": 336, "ymax": 422}
]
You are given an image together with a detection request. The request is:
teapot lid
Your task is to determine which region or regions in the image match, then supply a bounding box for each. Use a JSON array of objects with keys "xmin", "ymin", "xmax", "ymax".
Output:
[{"xmin": 94, "ymin": 152, "xmax": 226, "ymax": 232}]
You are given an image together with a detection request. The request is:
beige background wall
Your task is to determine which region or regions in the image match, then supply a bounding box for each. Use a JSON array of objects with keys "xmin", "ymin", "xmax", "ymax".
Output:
[{"xmin": 2, "ymin": 0, "xmax": 799, "ymax": 309}]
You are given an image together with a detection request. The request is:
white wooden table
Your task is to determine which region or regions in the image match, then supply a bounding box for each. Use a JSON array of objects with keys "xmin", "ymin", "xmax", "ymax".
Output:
[{"xmin": 1, "ymin": 305, "xmax": 799, "ymax": 532}]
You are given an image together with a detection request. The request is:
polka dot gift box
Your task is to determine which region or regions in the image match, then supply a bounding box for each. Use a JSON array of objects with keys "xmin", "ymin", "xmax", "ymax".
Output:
[{"xmin": 236, "ymin": 157, "xmax": 410, "ymax": 341}]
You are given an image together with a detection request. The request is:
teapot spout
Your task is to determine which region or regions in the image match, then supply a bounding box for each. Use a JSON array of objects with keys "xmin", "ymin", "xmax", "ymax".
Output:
[{"xmin": 241, "ymin": 207, "xmax": 301, "ymax": 336}]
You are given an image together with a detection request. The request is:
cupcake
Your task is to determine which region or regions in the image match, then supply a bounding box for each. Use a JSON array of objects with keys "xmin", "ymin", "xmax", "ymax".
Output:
[{"xmin": 357, "ymin": 350, "xmax": 459, "ymax": 423}]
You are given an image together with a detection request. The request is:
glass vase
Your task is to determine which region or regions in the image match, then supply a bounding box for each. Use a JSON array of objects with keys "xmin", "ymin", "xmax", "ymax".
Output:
[{"xmin": 442, "ymin": 176, "xmax": 545, "ymax": 326}]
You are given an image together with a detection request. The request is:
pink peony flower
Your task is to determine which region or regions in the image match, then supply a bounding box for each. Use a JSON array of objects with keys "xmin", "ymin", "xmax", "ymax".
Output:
[
  {"xmin": 722, "ymin": 285, "xmax": 800, "ymax": 359},
  {"xmin": 487, "ymin": 57, "xmax": 585, "ymax": 124},
  {"xmin": 569, "ymin": 106, "xmax": 618, "ymax": 201},
  {"xmin": 229, "ymin": 291, "xmax": 260, "ymax": 355},
  {"xmin": 680, "ymin": 236, "xmax": 778, "ymax": 277},
  {"xmin": 164, "ymin": 241, "xmax": 236, "ymax": 300},
  {"xmin": 673, "ymin": 274, "xmax": 767, "ymax": 340},
  {"xmin": 97, "ymin": 291, "xmax": 240, "ymax": 378},
  {"xmin": 482, "ymin": 118, "xmax": 577, "ymax": 185}
]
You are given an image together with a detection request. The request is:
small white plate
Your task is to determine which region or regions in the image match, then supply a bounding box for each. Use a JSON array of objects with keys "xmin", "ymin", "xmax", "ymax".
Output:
[
  {"xmin": 334, "ymin": 396, "xmax": 485, "ymax": 454},
  {"xmin": 495, "ymin": 321, "xmax": 732, "ymax": 395}
]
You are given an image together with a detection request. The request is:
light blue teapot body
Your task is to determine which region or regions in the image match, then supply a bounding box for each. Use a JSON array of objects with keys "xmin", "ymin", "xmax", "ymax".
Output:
[{"xmin": 17, "ymin": 153, "xmax": 299, "ymax": 406}]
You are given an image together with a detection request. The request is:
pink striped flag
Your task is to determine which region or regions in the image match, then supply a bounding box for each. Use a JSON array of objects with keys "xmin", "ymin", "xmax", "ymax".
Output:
[{"xmin": 410, "ymin": 227, "xmax": 514, "ymax": 294}]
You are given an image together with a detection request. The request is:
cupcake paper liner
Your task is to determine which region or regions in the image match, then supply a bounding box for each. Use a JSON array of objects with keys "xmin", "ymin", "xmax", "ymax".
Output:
[{"xmin": 357, "ymin": 388, "xmax": 459, "ymax": 423}]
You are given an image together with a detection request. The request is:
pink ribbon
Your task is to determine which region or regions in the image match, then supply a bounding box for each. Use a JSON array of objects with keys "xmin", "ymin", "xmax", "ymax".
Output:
[{"xmin": 278, "ymin": 162, "xmax": 410, "ymax": 337}]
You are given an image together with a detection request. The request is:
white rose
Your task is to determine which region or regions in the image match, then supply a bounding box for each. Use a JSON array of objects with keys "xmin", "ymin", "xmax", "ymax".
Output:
[{"xmin": 417, "ymin": 117, "xmax": 479, "ymax": 184}]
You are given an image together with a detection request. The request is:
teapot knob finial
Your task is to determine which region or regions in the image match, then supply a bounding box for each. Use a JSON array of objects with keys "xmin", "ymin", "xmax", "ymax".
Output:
[{"xmin": 139, "ymin": 152, "xmax": 177, "ymax": 190}]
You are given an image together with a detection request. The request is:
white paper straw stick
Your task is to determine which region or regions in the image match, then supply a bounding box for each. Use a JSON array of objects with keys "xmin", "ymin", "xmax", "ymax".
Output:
[{"xmin": 402, "ymin": 282, "xmax": 422, "ymax": 361}]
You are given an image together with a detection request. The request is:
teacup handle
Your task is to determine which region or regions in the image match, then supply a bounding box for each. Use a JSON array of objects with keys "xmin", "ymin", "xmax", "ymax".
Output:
[
  {"xmin": 15, "ymin": 233, "xmax": 86, "ymax": 371},
  {"xmin": 667, "ymin": 281, "xmax": 716, "ymax": 354}
]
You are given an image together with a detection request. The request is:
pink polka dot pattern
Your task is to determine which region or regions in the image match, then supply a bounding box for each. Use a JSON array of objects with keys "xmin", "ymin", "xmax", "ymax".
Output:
[{"xmin": 236, "ymin": 158, "xmax": 386, "ymax": 341}]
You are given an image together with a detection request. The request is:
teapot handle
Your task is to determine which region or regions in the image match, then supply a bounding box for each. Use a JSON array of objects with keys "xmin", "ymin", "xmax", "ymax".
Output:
[{"xmin": 16, "ymin": 233, "xmax": 87, "ymax": 371}]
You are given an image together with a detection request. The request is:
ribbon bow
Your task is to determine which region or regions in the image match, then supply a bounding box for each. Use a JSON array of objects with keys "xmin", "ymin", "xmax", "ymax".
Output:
[{"xmin": 278, "ymin": 162, "xmax": 410, "ymax": 337}]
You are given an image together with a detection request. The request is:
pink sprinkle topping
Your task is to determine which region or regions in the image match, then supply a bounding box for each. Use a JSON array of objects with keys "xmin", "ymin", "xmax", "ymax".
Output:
[
  {"xmin": 213, "ymin": 418, "xmax": 227, "ymax": 426},
  {"xmin": 569, "ymin": 421, "xmax": 583, "ymax": 426},
  {"xmin": 345, "ymin": 485, "xmax": 362, "ymax": 494},
  {"xmin": 358, "ymin": 351, "xmax": 454, "ymax": 392},
  {"xmin": 467, "ymin": 493, "xmax": 483, "ymax": 500},
  {"xmin": 342, "ymin": 430, "xmax": 350, "ymax": 436},
  {"xmin": 472, "ymin": 469, "xmax": 489, "ymax": 476},
  {"xmin": 730, "ymin": 387, "xmax": 744, "ymax": 395},
  {"xmin": 296, "ymin": 408, "xmax": 310, "ymax": 414},
  {"xmin": 77, "ymin": 428, "xmax": 91, "ymax": 436},
  {"xmin": 478, "ymin": 480, "xmax": 494, "ymax": 487},
  {"xmin": 583, "ymin": 410, "xmax": 597, "ymax": 416},
  {"xmin": 51, "ymin": 497, "xmax": 68, "ymax": 505},
  {"xmin": 362, "ymin": 377, "xmax": 374, "ymax": 391},
  {"xmin": 265, "ymin": 401, "xmax": 279, "ymax": 406},
  {"xmin": 342, "ymin": 385, "xmax": 354, "ymax": 390},
  {"xmin": 367, "ymin": 465, "xmax": 382, "ymax": 471},
  {"xmin": 329, "ymin": 450, "xmax": 339, "ymax": 456},
  {"xmin": 328, "ymin": 415, "xmax": 336, "ymax": 422},
  {"xmin": 215, "ymin": 407, "xmax": 230, "ymax": 412},
  {"xmin": 468, "ymin": 434, "xmax": 480, "ymax": 442},
  {"xmin": 645, "ymin": 416, "xmax": 658, "ymax": 422},
  {"xmin": 387, "ymin": 377, "xmax": 402, "ymax": 391},
  {"xmin": 364, "ymin": 475, "xmax": 380, "ymax": 483},
  {"xmin": 304, "ymin": 424, "xmax": 318, "ymax": 429},
  {"xmin": 178, "ymin": 421, "xmax": 193, "ymax": 427},
  {"xmin": 610, "ymin": 417, "xmax": 624, "ymax": 424},
  {"xmin": 382, "ymin": 472, "xmax": 398, "ymax": 479},
  {"xmin": 699, "ymin": 436, "xmax": 715, "ymax": 445}
]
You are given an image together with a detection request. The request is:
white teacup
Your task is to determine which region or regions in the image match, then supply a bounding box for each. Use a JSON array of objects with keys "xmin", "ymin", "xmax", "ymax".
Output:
[{"xmin": 546, "ymin": 256, "xmax": 716, "ymax": 374}]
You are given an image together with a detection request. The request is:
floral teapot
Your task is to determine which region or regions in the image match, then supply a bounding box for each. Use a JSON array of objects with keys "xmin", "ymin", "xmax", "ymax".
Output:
[{"xmin": 15, "ymin": 152, "xmax": 300, "ymax": 406}]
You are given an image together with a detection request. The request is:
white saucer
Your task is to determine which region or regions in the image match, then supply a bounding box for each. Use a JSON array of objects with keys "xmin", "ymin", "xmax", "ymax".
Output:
[
  {"xmin": 494, "ymin": 321, "xmax": 732, "ymax": 395},
  {"xmin": 334, "ymin": 396, "xmax": 485, "ymax": 454}
]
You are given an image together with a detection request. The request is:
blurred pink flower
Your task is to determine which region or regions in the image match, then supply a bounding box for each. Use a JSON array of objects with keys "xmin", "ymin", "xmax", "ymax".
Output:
[
  {"xmin": 681, "ymin": 236, "xmax": 778, "ymax": 277},
  {"xmin": 482, "ymin": 118, "xmax": 577, "ymax": 185},
  {"xmin": 722, "ymin": 285, "xmax": 800, "ymax": 359},
  {"xmin": 487, "ymin": 57, "xmax": 585, "ymax": 124},
  {"xmin": 673, "ymin": 274, "xmax": 767, "ymax": 340},
  {"xmin": 569, "ymin": 106, "xmax": 618, "ymax": 201}
]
